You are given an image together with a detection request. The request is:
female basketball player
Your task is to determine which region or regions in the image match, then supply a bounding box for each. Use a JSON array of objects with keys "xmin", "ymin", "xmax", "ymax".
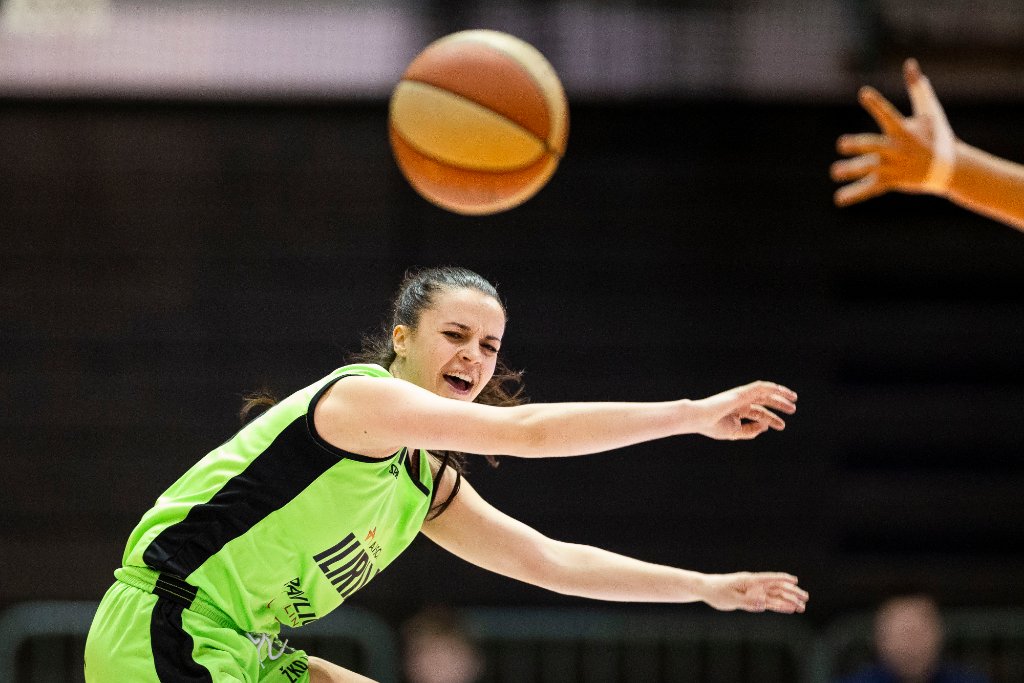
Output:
[{"xmin": 84, "ymin": 267, "xmax": 808, "ymax": 683}]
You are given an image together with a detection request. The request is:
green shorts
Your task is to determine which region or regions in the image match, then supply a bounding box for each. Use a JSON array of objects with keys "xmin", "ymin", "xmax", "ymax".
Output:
[{"xmin": 84, "ymin": 567, "xmax": 309, "ymax": 682}]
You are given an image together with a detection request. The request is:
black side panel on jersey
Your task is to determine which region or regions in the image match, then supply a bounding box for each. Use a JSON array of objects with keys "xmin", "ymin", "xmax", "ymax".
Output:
[
  {"xmin": 142, "ymin": 416, "xmax": 338, "ymax": 576},
  {"xmin": 150, "ymin": 598, "xmax": 214, "ymax": 682}
]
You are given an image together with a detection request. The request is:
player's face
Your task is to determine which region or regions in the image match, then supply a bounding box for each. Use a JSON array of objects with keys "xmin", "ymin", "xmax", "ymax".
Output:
[{"xmin": 394, "ymin": 287, "xmax": 506, "ymax": 401}]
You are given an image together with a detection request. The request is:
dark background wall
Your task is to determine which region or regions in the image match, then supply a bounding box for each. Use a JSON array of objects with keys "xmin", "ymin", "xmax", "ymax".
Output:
[{"xmin": 2, "ymin": 96, "xmax": 1023, "ymax": 628}]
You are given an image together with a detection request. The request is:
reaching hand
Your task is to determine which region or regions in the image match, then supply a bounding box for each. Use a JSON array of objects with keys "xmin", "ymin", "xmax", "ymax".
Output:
[
  {"xmin": 832, "ymin": 58, "xmax": 956, "ymax": 206},
  {"xmin": 694, "ymin": 381, "xmax": 797, "ymax": 441},
  {"xmin": 702, "ymin": 572, "xmax": 808, "ymax": 614}
]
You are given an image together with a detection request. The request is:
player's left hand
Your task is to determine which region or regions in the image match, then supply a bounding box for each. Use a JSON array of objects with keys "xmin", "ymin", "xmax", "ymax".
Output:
[{"xmin": 702, "ymin": 572, "xmax": 809, "ymax": 614}]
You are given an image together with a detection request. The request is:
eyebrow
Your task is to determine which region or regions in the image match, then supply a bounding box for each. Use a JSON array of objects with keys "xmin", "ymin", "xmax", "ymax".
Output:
[{"xmin": 444, "ymin": 321, "xmax": 502, "ymax": 343}]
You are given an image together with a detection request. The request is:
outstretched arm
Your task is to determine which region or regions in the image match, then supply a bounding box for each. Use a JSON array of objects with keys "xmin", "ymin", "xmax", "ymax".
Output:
[
  {"xmin": 421, "ymin": 474, "xmax": 808, "ymax": 613},
  {"xmin": 315, "ymin": 376, "xmax": 796, "ymax": 460},
  {"xmin": 831, "ymin": 58, "xmax": 1024, "ymax": 233},
  {"xmin": 308, "ymin": 657, "xmax": 377, "ymax": 683}
]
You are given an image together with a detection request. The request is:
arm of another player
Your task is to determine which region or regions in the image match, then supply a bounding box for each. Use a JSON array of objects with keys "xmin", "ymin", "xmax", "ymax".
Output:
[
  {"xmin": 308, "ymin": 656, "xmax": 378, "ymax": 683},
  {"xmin": 314, "ymin": 376, "xmax": 797, "ymax": 459},
  {"xmin": 831, "ymin": 58, "xmax": 1024, "ymax": 233},
  {"xmin": 421, "ymin": 473, "xmax": 808, "ymax": 613}
]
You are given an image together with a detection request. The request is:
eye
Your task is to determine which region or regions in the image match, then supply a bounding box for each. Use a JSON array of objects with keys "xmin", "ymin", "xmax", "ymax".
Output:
[
  {"xmin": 442, "ymin": 330, "xmax": 462, "ymax": 340},
  {"xmin": 482, "ymin": 343, "xmax": 499, "ymax": 354}
]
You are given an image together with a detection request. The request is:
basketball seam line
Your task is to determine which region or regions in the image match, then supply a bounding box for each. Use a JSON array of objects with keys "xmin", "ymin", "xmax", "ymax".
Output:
[
  {"xmin": 455, "ymin": 35, "xmax": 567, "ymax": 152},
  {"xmin": 392, "ymin": 125, "xmax": 555, "ymax": 176},
  {"xmin": 398, "ymin": 78, "xmax": 563, "ymax": 162}
]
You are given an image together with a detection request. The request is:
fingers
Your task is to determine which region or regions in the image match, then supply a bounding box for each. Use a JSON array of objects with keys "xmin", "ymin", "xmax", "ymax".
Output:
[
  {"xmin": 836, "ymin": 133, "xmax": 888, "ymax": 157},
  {"xmin": 730, "ymin": 407, "xmax": 783, "ymax": 440},
  {"xmin": 766, "ymin": 595, "xmax": 805, "ymax": 614},
  {"xmin": 743, "ymin": 586, "xmax": 769, "ymax": 612},
  {"xmin": 834, "ymin": 63, "xmax": 935, "ymax": 206},
  {"xmin": 765, "ymin": 394, "xmax": 797, "ymax": 416},
  {"xmin": 834, "ymin": 174, "xmax": 889, "ymax": 208},
  {"xmin": 903, "ymin": 57, "xmax": 922, "ymax": 85},
  {"xmin": 753, "ymin": 572, "xmax": 800, "ymax": 584},
  {"xmin": 904, "ymin": 57, "xmax": 940, "ymax": 119},
  {"xmin": 769, "ymin": 581, "xmax": 810, "ymax": 614},
  {"xmin": 726, "ymin": 382, "xmax": 799, "ymax": 439},
  {"xmin": 857, "ymin": 86, "xmax": 906, "ymax": 137},
  {"xmin": 771, "ymin": 383, "xmax": 797, "ymax": 403},
  {"xmin": 745, "ymin": 381, "xmax": 797, "ymax": 403},
  {"xmin": 831, "ymin": 152, "xmax": 880, "ymax": 182},
  {"xmin": 743, "ymin": 574, "xmax": 809, "ymax": 614},
  {"xmin": 747, "ymin": 405, "xmax": 786, "ymax": 430}
]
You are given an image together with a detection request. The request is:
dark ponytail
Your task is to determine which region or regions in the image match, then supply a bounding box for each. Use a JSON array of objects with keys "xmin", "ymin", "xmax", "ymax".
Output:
[{"xmin": 239, "ymin": 389, "xmax": 277, "ymax": 423}]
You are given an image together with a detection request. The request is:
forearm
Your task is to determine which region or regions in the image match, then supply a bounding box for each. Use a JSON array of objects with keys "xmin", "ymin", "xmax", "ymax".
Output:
[
  {"xmin": 424, "ymin": 476, "xmax": 808, "ymax": 614},
  {"xmin": 503, "ymin": 399, "xmax": 700, "ymax": 458},
  {"xmin": 947, "ymin": 141, "xmax": 1024, "ymax": 232},
  {"xmin": 537, "ymin": 540, "xmax": 708, "ymax": 603}
]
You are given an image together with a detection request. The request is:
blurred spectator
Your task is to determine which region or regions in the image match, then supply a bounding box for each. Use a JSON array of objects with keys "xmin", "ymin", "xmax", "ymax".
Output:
[
  {"xmin": 402, "ymin": 606, "xmax": 483, "ymax": 683},
  {"xmin": 834, "ymin": 594, "xmax": 989, "ymax": 683}
]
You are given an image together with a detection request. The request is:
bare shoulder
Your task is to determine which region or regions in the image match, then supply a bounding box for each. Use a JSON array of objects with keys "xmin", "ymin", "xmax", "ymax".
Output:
[
  {"xmin": 320, "ymin": 374, "xmax": 400, "ymax": 406},
  {"xmin": 312, "ymin": 375, "xmax": 407, "ymax": 458},
  {"xmin": 315, "ymin": 374, "xmax": 423, "ymax": 426}
]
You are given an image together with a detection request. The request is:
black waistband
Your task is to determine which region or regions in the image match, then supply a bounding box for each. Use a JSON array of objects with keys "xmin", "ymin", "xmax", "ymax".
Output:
[{"xmin": 152, "ymin": 572, "xmax": 199, "ymax": 609}]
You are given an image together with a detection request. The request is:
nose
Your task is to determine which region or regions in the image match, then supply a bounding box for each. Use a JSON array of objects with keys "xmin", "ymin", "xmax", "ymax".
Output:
[{"xmin": 460, "ymin": 342, "xmax": 481, "ymax": 363}]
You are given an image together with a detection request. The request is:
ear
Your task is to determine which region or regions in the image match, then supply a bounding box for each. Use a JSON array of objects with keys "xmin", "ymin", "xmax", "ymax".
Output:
[{"xmin": 392, "ymin": 325, "xmax": 409, "ymax": 358}]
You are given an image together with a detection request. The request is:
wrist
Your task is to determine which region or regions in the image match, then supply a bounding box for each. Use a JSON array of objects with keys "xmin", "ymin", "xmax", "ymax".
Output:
[
  {"xmin": 921, "ymin": 132, "xmax": 957, "ymax": 196},
  {"xmin": 691, "ymin": 572, "xmax": 715, "ymax": 605},
  {"xmin": 673, "ymin": 398, "xmax": 703, "ymax": 436}
]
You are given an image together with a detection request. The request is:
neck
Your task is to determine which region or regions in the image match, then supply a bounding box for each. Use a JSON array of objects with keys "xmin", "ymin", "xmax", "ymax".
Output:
[{"xmin": 387, "ymin": 358, "xmax": 404, "ymax": 381}]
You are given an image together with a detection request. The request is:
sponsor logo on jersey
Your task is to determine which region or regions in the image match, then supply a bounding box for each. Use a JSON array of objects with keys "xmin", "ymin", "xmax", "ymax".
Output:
[
  {"xmin": 314, "ymin": 532, "xmax": 381, "ymax": 599},
  {"xmin": 278, "ymin": 658, "xmax": 308, "ymax": 682},
  {"xmin": 278, "ymin": 577, "xmax": 318, "ymax": 627}
]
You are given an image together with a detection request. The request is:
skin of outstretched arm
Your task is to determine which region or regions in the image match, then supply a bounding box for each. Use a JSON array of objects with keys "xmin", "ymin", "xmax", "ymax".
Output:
[
  {"xmin": 314, "ymin": 376, "xmax": 794, "ymax": 459},
  {"xmin": 421, "ymin": 473, "xmax": 808, "ymax": 613},
  {"xmin": 946, "ymin": 141, "xmax": 1024, "ymax": 232}
]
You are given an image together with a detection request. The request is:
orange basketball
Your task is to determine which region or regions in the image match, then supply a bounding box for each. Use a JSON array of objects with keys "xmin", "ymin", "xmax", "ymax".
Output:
[{"xmin": 389, "ymin": 29, "xmax": 569, "ymax": 215}]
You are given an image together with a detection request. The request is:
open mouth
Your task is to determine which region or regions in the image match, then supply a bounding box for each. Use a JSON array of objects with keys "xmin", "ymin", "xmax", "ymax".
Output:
[{"xmin": 443, "ymin": 373, "xmax": 474, "ymax": 393}]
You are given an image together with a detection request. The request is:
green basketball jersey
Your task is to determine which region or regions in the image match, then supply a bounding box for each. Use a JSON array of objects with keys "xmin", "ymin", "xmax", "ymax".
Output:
[{"xmin": 121, "ymin": 363, "xmax": 434, "ymax": 634}]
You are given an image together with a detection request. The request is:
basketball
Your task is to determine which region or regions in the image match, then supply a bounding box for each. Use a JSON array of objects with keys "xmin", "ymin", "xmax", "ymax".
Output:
[{"xmin": 388, "ymin": 29, "xmax": 569, "ymax": 215}]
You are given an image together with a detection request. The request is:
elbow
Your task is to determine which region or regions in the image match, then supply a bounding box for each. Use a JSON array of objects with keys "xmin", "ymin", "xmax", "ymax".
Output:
[
  {"xmin": 518, "ymin": 538, "xmax": 577, "ymax": 595},
  {"xmin": 503, "ymin": 406, "xmax": 550, "ymax": 457}
]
